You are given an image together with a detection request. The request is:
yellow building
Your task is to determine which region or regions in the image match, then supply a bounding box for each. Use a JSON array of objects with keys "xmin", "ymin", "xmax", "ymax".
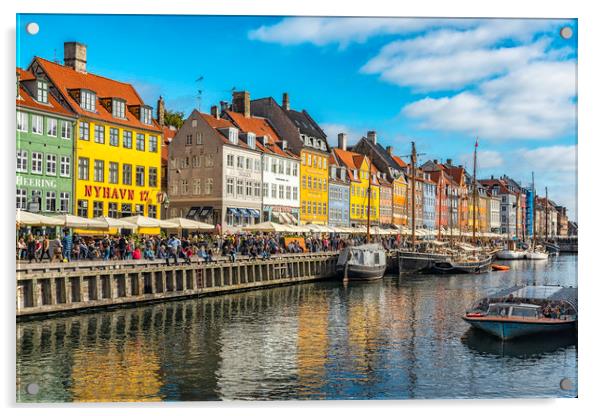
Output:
[
  {"xmin": 332, "ymin": 148, "xmax": 380, "ymax": 227},
  {"xmin": 33, "ymin": 44, "xmax": 163, "ymax": 224},
  {"xmin": 300, "ymin": 148, "xmax": 329, "ymax": 225}
]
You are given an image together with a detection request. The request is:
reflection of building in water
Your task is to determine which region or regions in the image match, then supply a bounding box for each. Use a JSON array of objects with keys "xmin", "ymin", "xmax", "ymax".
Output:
[
  {"xmin": 297, "ymin": 288, "xmax": 330, "ymax": 393},
  {"xmin": 71, "ymin": 340, "xmax": 162, "ymax": 402},
  {"xmin": 216, "ymin": 285, "xmax": 303, "ymax": 399}
]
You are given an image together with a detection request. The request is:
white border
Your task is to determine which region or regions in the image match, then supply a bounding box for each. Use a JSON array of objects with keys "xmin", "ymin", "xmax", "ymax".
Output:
[{"xmin": 2, "ymin": 0, "xmax": 600, "ymax": 414}]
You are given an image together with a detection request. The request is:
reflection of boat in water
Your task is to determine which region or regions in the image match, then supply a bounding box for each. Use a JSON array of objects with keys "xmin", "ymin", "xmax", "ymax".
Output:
[
  {"xmin": 462, "ymin": 285, "xmax": 577, "ymax": 340},
  {"xmin": 337, "ymin": 244, "xmax": 386, "ymax": 281},
  {"xmin": 462, "ymin": 327, "xmax": 576, "ymax": 358}
]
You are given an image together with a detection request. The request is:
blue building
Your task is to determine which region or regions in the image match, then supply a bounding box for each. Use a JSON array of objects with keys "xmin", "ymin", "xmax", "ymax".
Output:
[
  {"xmin": 422, "ymin": 173, "xmax": 437, "ymax": 232},
  {"xmin": 328, "ymin": 153, "xmax": 350, "ymax": 227},
  {"xmin": 526, "ymin": 188, "xmax": 534, "ymax": 237}
]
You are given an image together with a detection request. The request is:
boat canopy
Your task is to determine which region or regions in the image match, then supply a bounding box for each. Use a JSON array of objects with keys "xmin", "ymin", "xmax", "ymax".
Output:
[{"xmin": 485, "ymin": 285, "xmax": 578, "ymax": 311}]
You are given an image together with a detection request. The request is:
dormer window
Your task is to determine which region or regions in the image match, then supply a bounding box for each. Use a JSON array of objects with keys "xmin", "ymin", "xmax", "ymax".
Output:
[
  {"xmin": 36, "ymin": 80, "xmax": 48, "ymax": 103},
  {"xmin": 247, "ymin": 132, "xmax": 256, "ymax": 149},
  {"xmin": 140, "ymin": 106, "xmax": 152, "ymax": 125},
  {"xmin": 228, "ymin": 128, "xmax": 239, "ymax": 144},
  {"xmin": 113, "ymin": 99, "xmax": 126, "ymax": 119},
  {"xmin": 81, "ymin": 90, "xmax": 96, "ymax": 112}
]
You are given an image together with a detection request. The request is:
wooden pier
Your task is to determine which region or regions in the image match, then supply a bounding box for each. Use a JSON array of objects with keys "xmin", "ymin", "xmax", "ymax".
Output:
[{"xmin": 16, "ymin": 253, "xmax": 339, "ymax": 318}]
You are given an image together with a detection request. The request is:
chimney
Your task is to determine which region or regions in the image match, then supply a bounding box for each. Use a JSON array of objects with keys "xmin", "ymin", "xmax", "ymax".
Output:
[
  {"xmin": 386, "ymin": 146, "xmax": 393, "ymax": 156},
  {"xmin": 434, "ymin": 159, "xmax": 438, "ymax": 165},
  {"xmin": 337, "ymin": 133, "xmax": 347, "ymax": 151},
  {"xmin": 210, "ymin": 105, "xmax": 220, "ymax": 120},
  {"xmin": 232, "ymin": 91, "xmax": 250, "ymax": 118},
  {"xmin": 282, "ymin": 92, "xmax": 290, "ymax": 111},
  {"xmin": 446, "ymin": 158, "xmax": 452, "ymax": 165},
  {"xmin": 156, "ymin": 96, "xmax": 165, "ymax": 126},
  {"xmin": 220, "ymin": 101, "xmax": 229, "ymax": 112},
  {"xmin": 367, "ymin": 131, "xmax": 377, "ymax": 144},
  {"xmin": 64, "ymin": 42, "xmax": 87, "ymax": 73}
]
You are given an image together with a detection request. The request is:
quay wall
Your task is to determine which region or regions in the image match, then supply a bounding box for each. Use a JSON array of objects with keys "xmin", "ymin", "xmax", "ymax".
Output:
[{"xmin": 16, "ymin": 253, "xmax": 341, "ymax": 318}]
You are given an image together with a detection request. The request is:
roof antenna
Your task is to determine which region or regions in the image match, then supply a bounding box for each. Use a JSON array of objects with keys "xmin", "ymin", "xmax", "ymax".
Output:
[{"xmin": 53, "ymin": 48, "xmax": 59, "ymax": 64}]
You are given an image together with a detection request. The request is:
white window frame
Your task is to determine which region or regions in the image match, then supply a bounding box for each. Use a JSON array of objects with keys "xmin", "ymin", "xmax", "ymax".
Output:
[
  {"xmin": 32, "ymin": 115, "xmax": 43, "ymax": 135},
  {"xmin": 16, "ymin": 150, "xmax": 28, "ymax": 173},
  {"xmin": 31, "ymin": 152, "xmax": 43, "ymax": 174},
  {"xmin": 36, "ymin": 80, "xmax": 48, "ymax": 103},
  {"xmin": 61, "ymin": 120, "xmax": 72, "ymax": 139},
  {"xmin": 60, "ymin": 155, "xmax": 70, "ymax": 177},
  {"xmin": 112, "ymin": 99, "xmax": 125, "ymax": 119},
  {"xmin": 47, "ymin": 118, "xmax": 57, "ymax": 137},
  {"xmin": 81, "ymin": 90, "xmax": 96, "ymax": 112},
  {"xmin": 46, "ymin": 154, "xmax": 57, "ymax": 176},
  {"xmin": 17, "ymin": 111, "xmax": 28, "ymax": 132},
  {"xmin": 59, "ymin": 192, "xmax": 70, "ymax": 213}
]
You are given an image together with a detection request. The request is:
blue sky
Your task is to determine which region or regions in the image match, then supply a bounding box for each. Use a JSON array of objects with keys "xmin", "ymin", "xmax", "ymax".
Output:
[{"xmin": 16, "ymin": 15, "xmax": 578, "ymax": 219}]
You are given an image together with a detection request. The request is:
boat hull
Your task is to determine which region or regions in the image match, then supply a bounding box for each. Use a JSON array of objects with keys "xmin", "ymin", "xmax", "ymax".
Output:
[
  {"xmin": 525, "ymin": 251, "xmax": 549, "ymax": 260},
  {"xmin": 430, "ymin": 256, "xmax": 492, "ymax": 274},
  {"xmin": 344, "ymin": 264, "xmax": 386, "ymax": 281},
  {"xmin": 496, "ymin": 250, "xmax": 525, "ymax": 260},
  {"xmin": 463, "ymin": 317, "xmax": 576, "ymax": 340}
]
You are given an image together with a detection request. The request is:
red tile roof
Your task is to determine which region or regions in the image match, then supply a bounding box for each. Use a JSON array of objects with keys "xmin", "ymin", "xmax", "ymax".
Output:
[
  {"xmin": 392, "ymin": 156, "xmax": 407, "ymax": 168},
  {"xmin": 161, "ymin": 126, "xmax": 177, "ymax": 163},
  {"xmin": 34, "ymin": 57, "xmax": 161, "ymax": 132},
  {"xmin": 16, "ymin": 68, "xmax": 75, "ymax": 118}
]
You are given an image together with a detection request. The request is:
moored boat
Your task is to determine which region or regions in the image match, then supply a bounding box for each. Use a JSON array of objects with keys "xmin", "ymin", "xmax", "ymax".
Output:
[
  {"xmin": 463, "ymin": 285, "xmax": 577, "ymax": 340},
  {"xmin": 337, "ymin": 243, "xmax": 386, "ymax": 281},
  {"xmin": 430, "ymin": 254, "xmax": 492, "ymax": 274},
  {"xmin": 524, "ymin": 249, "xmax": 549, "ymax": 260},
  {"xmin": 491, "ymin": 264, "xmax": 510, "ymax": 271},
  {"xmin": 496, "ymin": 249, "xmax": 526, "ymax": 260}
]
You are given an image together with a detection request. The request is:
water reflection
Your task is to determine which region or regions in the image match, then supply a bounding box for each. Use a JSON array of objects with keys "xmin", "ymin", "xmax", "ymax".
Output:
[{"xmin": 17, "ymin": 255, "xmax": 577, "ymax": 402}]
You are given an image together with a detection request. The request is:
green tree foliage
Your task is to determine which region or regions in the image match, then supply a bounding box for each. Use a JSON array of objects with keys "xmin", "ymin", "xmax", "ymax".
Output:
[{"xmin": 164, "ymin": 109, "xmax": 185, "ymax": 129}]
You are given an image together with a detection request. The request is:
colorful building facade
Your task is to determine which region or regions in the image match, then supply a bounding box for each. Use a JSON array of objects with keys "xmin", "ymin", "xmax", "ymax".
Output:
[{"xmin": 328, "ymin": 151, "xmax": 350, "ymax": 227}]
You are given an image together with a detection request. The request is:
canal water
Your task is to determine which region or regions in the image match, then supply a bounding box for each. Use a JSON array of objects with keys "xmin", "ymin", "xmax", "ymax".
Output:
[{"xmin": 16, "ymin": 254, "xmax": 577, "ymax": 402}]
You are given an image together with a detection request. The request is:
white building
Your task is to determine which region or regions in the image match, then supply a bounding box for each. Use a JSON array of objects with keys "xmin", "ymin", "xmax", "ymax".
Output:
[{"xmin": 489, "ymin": 194, "xmax": 501, "ymax": 232}]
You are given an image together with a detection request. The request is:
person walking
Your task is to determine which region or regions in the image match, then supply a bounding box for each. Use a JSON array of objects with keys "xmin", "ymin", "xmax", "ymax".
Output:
[
  {"xmin": 62, "ymin": 231, "xmax": 73, "ymax": 262},
  {"xmin": 51, "ymin": 236, "xmax": 64, "ymax": 262},
  {"xmin": 39, "ymin": 235, "xmax": 51, "ymax": 262},
  {"xmin": 166, "ymin": 235, "xmax": 179, "ymax": 266},
  {"xmin": 26, "ymin": 234, "xmax": 38, "ymax": 263}
]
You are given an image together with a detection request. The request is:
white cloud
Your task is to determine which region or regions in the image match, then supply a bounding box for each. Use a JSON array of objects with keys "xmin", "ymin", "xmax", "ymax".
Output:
[
  {"xmin": 248, "ymin": 17, "xmax": 478, "ymax": 48},
  {"xmin": 459, "ymin": 149, "xmax": 504, "ymax": 170},
  {"xmin": 402, "ymin": 60, "xmax": 576, "ymax": 140},
  {"xmin": 320, "ymin": 122, "xmax": 365, "ymax": 147}
]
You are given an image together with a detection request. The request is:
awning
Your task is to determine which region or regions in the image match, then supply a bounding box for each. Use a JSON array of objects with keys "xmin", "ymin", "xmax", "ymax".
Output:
[
  {"xmin": 198, "ymin": 206, "xmax": 213, "ymax": 218},
  {"xmin": 240, "ymin": 208, "xmax": 251, "ymax": 218},
  {"xmin": 227, "ymin": 207, "xmax": 240, "ymax": 217},
  {"xmin": 186, "ymin": 207, "xmax": 200, "ymax": 219},
  {"xmin": 250, "ymin": 209, "xmax": 261, "ymax": 218},
  {"xmin": 285, "ymin": 213, "xmax": 298, "ymax": 224},
  {"xmin": 278, "ymin": 212, "xmax": 290, "ymax": 224}
]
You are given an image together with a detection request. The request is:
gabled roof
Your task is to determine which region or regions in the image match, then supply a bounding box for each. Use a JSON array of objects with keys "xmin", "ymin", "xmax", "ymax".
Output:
[
  {"xmin": 225, "ymin": 110, "xmax": 298, "ymax": 159},
  {"xmin": 392, "ymin": 156, "xmax": 407, "ymax": 168},
  {"xmin": 16, "ymin": 67, "xmax": 75, "ymax": 118},
  {"xmin": 479, "ymin": 179, "xmax": 515, "ymax": 195},
  {"xmin": 33, "ymin": 57, "xmax": 161, "ymax": 132},
  {"xmin": 286, "ymin": 109, "xmax": 327, "ymax": 141}
]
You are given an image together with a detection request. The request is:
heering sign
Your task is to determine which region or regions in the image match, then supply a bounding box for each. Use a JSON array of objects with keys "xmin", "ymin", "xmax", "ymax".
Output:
[{"xmin": 16, "ymin": 176, "xmax": 58, "ymax": 189}]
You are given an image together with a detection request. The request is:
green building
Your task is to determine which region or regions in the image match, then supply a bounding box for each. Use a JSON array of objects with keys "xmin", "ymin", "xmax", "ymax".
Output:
[{"xmin": 16, "ymin": 68, "xmax": 76, "ymax": 214}]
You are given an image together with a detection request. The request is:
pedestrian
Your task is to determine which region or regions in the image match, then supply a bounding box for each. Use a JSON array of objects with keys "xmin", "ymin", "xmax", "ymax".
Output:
[
  {"xmin": 51, "ymin": 236, "xmax": 64, "ymax": 262},
  {"xmin": 26, "ymin": 234, "xmax": 37, "ymax": 263},
  {"xmin": 62, "ymin": 231, "xmax": 72, "ymax": 262},
  {"xmin": 39, "ymin": 235, "xmax": 51, "ymax": 261}
]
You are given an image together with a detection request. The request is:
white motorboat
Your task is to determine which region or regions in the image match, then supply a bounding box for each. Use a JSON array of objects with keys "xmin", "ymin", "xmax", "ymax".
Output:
[
  {"xmin": 496, "ymin": 250, "xmax": 526, "ymax": 260},
  {"xmin": 525, "ymin": 250, "xmax": 549, "ymax": 260}
]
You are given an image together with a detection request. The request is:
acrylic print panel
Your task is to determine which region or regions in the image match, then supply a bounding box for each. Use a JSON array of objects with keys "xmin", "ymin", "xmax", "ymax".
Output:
[{"xmin": 15, "ymin": 14, "xmax": 577, "ymax": 402}]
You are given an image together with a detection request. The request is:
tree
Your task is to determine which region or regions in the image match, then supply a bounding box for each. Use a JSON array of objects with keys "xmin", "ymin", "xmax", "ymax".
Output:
[{"xmin": 164, "ymin": 109, "xmax": 185, "ymax": 129}]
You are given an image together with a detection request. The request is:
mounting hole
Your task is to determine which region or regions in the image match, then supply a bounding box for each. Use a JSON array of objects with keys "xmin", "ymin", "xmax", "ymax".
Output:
[
  {"xmin": 26, "ymin": 383, "xmax": 39, "ymax": 395},
  {"xmin": 26, "ymin": 22, "xmax": 40, "ymax": 35},
  {"xmin": 560, "ymin": 26, "xmax": 573, "ymax": 40},
  {"xmin": 559, "ymin": 377, "xmax": 573, "ymax": 391}
]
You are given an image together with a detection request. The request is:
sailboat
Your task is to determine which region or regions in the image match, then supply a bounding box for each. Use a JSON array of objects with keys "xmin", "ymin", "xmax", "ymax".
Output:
[
  {"xmin": 497, "ymin": 175, "xmax": 528, "ymax": 260},
  {"xmin": 337, "ymin": 152, "xmax": 386, "ymax": 280},
  {"xmin": 525, "ymin": 176, "xmax": 549, "ymax": 260}
]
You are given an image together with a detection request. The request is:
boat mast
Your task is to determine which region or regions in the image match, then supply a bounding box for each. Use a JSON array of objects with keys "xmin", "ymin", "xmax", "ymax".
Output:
[
  {"xmin": 366, "ymin": 156, "xmax": 372, "ymax": 243},
  {"xmin": 411, "ymin": 142, "xmax": 417, "ymax": 249},
  {"xmin": 532, "ymin": 172, "xmax": 537, "ymax": 247},
  {"xmin": 472, "ymin": 138, "xmax": 478, "ymax": 244},
  {"xmin": 437, "ymin": 177, "xmax": 442, "ymax": 241}
]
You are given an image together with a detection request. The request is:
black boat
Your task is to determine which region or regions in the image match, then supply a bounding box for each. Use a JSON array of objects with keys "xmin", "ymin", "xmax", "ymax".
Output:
[
  {"xmin": 430, "ymin": 254, "xmax": 492, "ymax": 274},
  {"xmin": 337, "ymin": 244, "xmax": 387, "ymax": 281}
]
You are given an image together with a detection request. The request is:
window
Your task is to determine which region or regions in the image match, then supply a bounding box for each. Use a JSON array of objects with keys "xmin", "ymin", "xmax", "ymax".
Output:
[
  {"xmin": 46, "ymin": 154, "xmax": 57, "ymax": 175},
  {"xmin": 61, "ymin": 121, "xmax": 72, "ymax": 139},
  {"xmin": 32, "ymin": 115, "xmax": 43, "ymax": 135},
  {"xmin": 81, "ymin": 90, "xmax": 96, "ymax": 112},
  {"xmin": 170, "ymin": 180, "xmax": 178, "ymax": 195},
  {"xmin": 271, "ymin": 184, "xmax": 277, "ymax": 199},
  {"xmin": 148, "ymin": 205, "xmax": 157, "ymax": 219},
  {"xmin": 31, "ymin": 190, "xmax": 41, "ymax": 207},
  {"xmin": 77, "ymin": 200, "xmax": 88, "ymax": 217},
  {"xmin": 286, "ymin": 186, "xmax": 291, "ymax": 200},
  {"xmin": 254, "ymin": 160, "xmax": 261, "ymax": 172},
  {"xmin": 246, "ymin": 181, "xmax": 252, "ymax": 197},
  {"xmin": 301, "ymin": 154, "xmax": 305, "ymax": 165},
  {"xmin": 109, "ymin": 128, "xmax": 119, "ymax": 146},
  {"xmin": 17, "ymin": 112, "xmax": 28, "ymax": 132},
  {"xmin": 192, "ymin": 155, "xmax": 200, "ymax": 168},
  {"xmin": 123, "ymin": 130, "xmax": 132, "ymax": 148},
  {"xmin": 141, "ymin": 107, "xmax": 152, "ymax": 125},
  {"xmin": 192, "ymin": 119, "xmax": 198, "ymax": 128},
  {"xmin": 228, "ymin": 128, "xmax": 238, "ymax": 144},
  {"xmin": 237, "ymin": 156, "xmax": 244, "ymax": 169},
  {"xmin": 58, "ymin": 192, "xmax": 70, "ymax": 212},
  {"xmin": 302, "ymin": 176, "xmax": 306, "ymax": 189},
  {"xmin": 136, "ymin": 133, "xmax": 145, "ymax": 151},
  {"xmin": 246, "ymin": 158, "xmax": 251, "ymax": 170},
  {"xmin": 113, "ymin": 99, "xmax": 125, "ymax": 118},
  {"xmin": 16, "ymin": 150, "xmax": 27, "ymax": 172},
  {"xmin": 206, "ymin": 154, "xmax": 214, "ymax": 167},
  {"xmin": 16, "ymin": 189, "xmax": 26, "ymax": 209},
  {"xmin": 121, "ymin": 203, "xmax": 132, "ymax": 217},
  {"xmin": 47, "ymin": 118, "xmax": 57, "ymax": 136},
  {"xmin": 196, "ymin": 132, "xmax": 202, "ymax": 145},
  {"xmin": 254, "ymin": 182, "xmax": 261, "ymax": 197},
  {"xmin": 186, "ymin": 134, "xmax": 193, "ymax": 146},
  {"xmin": 279, "ymin": 185, "xmax": 284, "ymax": 199},
  {"xmin": 271, "ymin": 158, "xmax": 277, "ymax": 173},
  {"xmin": 79, "ymin": 121, "xmax": 90, "ymax": 140},
  {"xmin": 286, "ymin": 161, "xmax": 291, "ymax": 175},
  {"xmin": 109, "ymin": 162, "xmax": 119, "ymax": 184},
  {"xmin": 136, "ymin": 166, "xmax": 145, "ymax": 186},
  {"xmin": 45, "ymin": 191, "xmax": 56, "ymax": 212},
  {"xmin": 278, "ymin": 159, "xmax": 284, "ymax": 174},
  {"xmin": 31, "ymin": 152, "xmax": 42, "ymax": 174},
  {"xmin": 123, "ymin": 164, "xmax": 132, "ymax": 185},
  {"xmin": 205, "ymin": 178, "xmax": 213, "ymax": 195},
  {"xmin": 263, "ymin": 183, "xmax": 268, "ymax": 197},
  {"xmin": 108, "ymin": 202, "xmax": 118, "ymax": 218},
  {"xmin": 149, "ymin": 135, "xmax": 158, "ymax": 152},
  {"xmin": 149, "ymin": 167, "xmax": 158, "ymax": 187},
  {"xmin": 180, "ymin": 179, "xmax": 188, "ymax": 194},
  {"xmin": 78, "ymin": 157, "xmax": 89, "ymax": 180},
  {"xmin": 227, "ymin": 178, "xmax": 234, "ymax": 195},
  {"xmin": 292, "ymin": 187, "xmax": 298, "ymax": 201},
  {"xmin": 36, "ymin": 80, "xmax": 48, "ymax": 103},
  {"xmin": 236, "ymin": 179, "xmax": 244, "ymax": 196},
  {"xmin": 93, "ymin": 201, "xmax": 104, "ymax": 217},
  {"xmin": 193, "ymin": 179, "xmax": 202, "ymax": 195},
  {"xmin": 227, "ymin": 154, "xmax": 234, "ymax": 167},
  {"xmin": 94, "ymin": 160, "xmax": 104, "ymax": 182},
  {"xmin": 94, "ymin": 124, "xmax": 105, "ymax": 144},
  {"xmin": 292, "ymin": 163, "xmax": 298, "ymax": 176}
]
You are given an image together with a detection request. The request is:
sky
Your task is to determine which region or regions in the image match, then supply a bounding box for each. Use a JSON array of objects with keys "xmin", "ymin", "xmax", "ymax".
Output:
[{"xmin": 16, "ymin": 14, "xmax": 578, "ymax": 220}]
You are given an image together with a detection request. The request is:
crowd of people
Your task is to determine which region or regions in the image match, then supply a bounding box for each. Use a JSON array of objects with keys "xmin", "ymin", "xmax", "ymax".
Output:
[{"xmin": 17, "ymin": 231, "xmax": 406, "ymax": 265}]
